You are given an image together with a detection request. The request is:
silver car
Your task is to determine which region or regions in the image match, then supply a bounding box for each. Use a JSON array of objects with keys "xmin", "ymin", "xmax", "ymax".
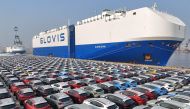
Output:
[
  {"xmin": 46, "ymin": 93, "xmax": 73, "ymax": 108},
  {"xmin": 83, "ymin": 98, "xmax": 119, "ymax": 109}
]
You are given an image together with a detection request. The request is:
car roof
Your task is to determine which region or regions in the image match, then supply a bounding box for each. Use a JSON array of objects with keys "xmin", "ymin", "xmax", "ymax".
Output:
[
  {"xmin": 40, "ymin": 85, "xmax": 52, "ymax": 89},
  {"xmin": 65, "ymin": 104, "xmax": 93, "ymax": 109},
  {"xmin": 55, "ymin": 82, "xmax": 68, "ymax": 86},
  {"xmin": 101, "ymin": 82, "xmax": 114, "ymax": 87},
  {"xmin": 86, "ymin": 98, "xmax": 115, "ymax": 106},
  {"xmin": 31, "ymin": 80, "xmax": 42, "ymax": 83},
  {"xmin": 0, "ymin": 88, "xmax": 8, "ymax": 93},
  {"xmin": 151, "ymin": 106, "xmax": 168, "ymax": 109},
  {"xmin": 20, "ymin": 88, "xmax": 33, "ymax": 93},
  {"xmin": 89, "ymin": 85, "xmax": 101, "ymax": 90},
  {"xmin": 13, "ymin": 82, "xmax": 25, "ymax": 86},
  {"xmin": 30, "ymin": 97, "xmax": 47, "ymax": 105},
  {"xmin": 106, "ymin": 93, "xmax": 131, "ymax": 101},
  {"xmin": 0, "ymin": 98, "xmax": 15, "ymax": 106},
  {"xmin": 163, "ymin": 100, "xmax": 189, "ymax": 107},
  {"xmin": 133, "ymin": 105, "xmax": 151, "ymax": 109},
  {"xmin": 50, "ymin": 93, "xmax": 69, "ymax": 99},
  {"xmin": 73, "ymin": 88, "xmax": 86, "ymax": 94},
  {"xmin": 127, "ymin": 89, "xmax": 144, "ymax": 95}
]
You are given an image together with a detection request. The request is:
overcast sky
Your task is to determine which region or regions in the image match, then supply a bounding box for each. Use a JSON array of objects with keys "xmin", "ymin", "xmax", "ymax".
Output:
[{"xmin": 0, "ymin": 0, "xmax": 189, "ymax": 49}]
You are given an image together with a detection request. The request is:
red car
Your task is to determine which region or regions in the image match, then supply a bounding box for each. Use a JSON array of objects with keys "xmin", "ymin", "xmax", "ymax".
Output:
[
  {"xmin": 94, "ymin": 76, "xmax": 107, "ymax": 83},
  {"xmin": 24, "ymin": 97, "xmax": 51, "ymax": 109},
  {"xmin": 16, "ymin": 88, "xmax": 35, "ymax": 102},
  {"xmin": 104, "ymin": 75, "xmax": 117, "ymax": 81},
  {"xmin": 115, "ymin": 89, "xmax": 148, "ymax": 105},
  {"xmin": 10, "ymin": 82, "xmax": 29, "ymax": 94},
  {"xmin": 65, "ymin": 89, "xmax": 89, "ymax": 103},
  {"xmin": 132, "ymin": 87, "xmax": 156, "ymax": 100},
  {"xmin": 68, "ymin": 80, "xmax": 85, "ymax": 89},
  {"xmin": 23, "ymin": 76, "xmax": 38, "ymax": 84}
]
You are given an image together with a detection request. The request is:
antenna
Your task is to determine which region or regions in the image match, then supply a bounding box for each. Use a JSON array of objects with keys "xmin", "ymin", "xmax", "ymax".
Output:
[
  {"xmin": 68, "ymin": 19, "xmax": 70, "ymax": 26},
  {"xmin": 152, "ymin": 2, "xmax": 158, "ymax": 10}
]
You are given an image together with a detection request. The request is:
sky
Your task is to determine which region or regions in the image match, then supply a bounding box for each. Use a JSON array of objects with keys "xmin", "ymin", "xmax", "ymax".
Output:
[{"xmin": 0, "ymin": 0, "xmax": 189, "ymax": 49}]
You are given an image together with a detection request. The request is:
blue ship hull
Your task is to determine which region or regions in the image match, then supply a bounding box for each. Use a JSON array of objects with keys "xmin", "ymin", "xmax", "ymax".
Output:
[{"xmin": 33, "ymin": 40, "xmax": 181, "ymax": 66}]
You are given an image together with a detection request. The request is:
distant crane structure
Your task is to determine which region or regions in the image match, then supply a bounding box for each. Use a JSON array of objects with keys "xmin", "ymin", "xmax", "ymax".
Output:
[{"xmin": 13, "ymin": 26, "xmax": 23, "ymax": 46}]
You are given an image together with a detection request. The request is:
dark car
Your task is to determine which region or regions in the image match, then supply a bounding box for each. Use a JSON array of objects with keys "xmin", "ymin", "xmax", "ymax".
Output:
[
  {"xmin": 42, "ymin": 78, "xmax": 59, "ymax": 85},
  {"xmin": 101, "ymin": 93, "xmax": 137, "ymax": 109},
  {"xmin": 36, "ymin": 85, "xmax": 58, "ymax": 97},
  {"xmin": 97, "ymin": 82, "xmax": 118, "ymax": 93}
]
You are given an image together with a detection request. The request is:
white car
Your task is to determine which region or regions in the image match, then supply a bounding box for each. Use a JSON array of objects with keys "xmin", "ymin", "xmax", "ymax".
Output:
[
  {"xmin": 51, "ymin": 82, "xmax": 71, "ymax": 92},
  {"xmin": 83, "ymin": 98, "xmax": 119, "ymax": 109},
  {"xmin": 153, "ymin": 81, "xmax": 175, "ymax": 92}
]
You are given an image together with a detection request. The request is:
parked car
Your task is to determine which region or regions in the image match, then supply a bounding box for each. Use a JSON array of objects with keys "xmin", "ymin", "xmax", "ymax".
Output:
[
  {"xmin": 115, "ymin": 89, "xmax": 148, "ymax": 105},
  {"xmin": 51, "ymin": 82, "xmax": 70, "ymax": 92},
  {"xmin": 65, "ymin": 89, "xmax": 90, "ymax": 103},
  {"xmin": 36, "ymin": 85, "xmax": 58, "ymax": 97},
  {"xmin": 0, "ymin": 98, "xmax": 20, "ymax": 109},
  {"xmin": 42, "ymin": 78, "xmax": 59, "ymax": 85},
  {"xmin": 81, "ymin": 85, "xmax": 104, "ymax": 97},
  {"xmin": 64, "ymin": 104, "xmax": 93, "ymax": 109},
  {"xmin": 97, "ymin": 82, "xmax": 118, "ymax": 93},
  {"xmin": 10, "ymin": 82, "xmax": 30, "ymax": 94},
  {"xmin": 109, "ymin": 80, "xmax": 127, "ymax": 90},
  {"xmin": 101, "ymin": 93, "xmax": 137, "ymax": 109},
  {"xmin": 46, "ymin": 93, "xmax": 73, "ymax": 109},
  {"xmin": 132, "ymin": 87, "xmax": 157, "ymax": 100},
  {"xmin": 83, "ymin": 98, "xmax": 119, "ymax": 109},
  {"xmin": 23, "ymin": 76, "xmax": 38, "ymax": 84},
  {"xmin": 16, "ymin": 88, "xmax": 35, "ymax": 102},
  {"xmin": 56, "ymin": 76, "xmax": 70, "ymax": 82},
  {"xmin": 94, "ymin": 76, "xmax": 107, "ymax": 83},
  {"xmin": 120, "ymin": 78, "xmax": 138, "ymax": 87},
  {"xmin": 80, "ymin": 78, "xmax": 96, "ymax": 85},
  {"xmin": 29, "ymin": 80, "xmax": 44, "ymax": 90},
  {"xmin": 68, "ymin": 80, "xmax": 86, "ymax": 89},
  {"xmin": 24, "ymin": 97, "xmax": 52, "ymax": 109},
  {"xmin": 0, "ymin": 88, "xmax": 12, "ymax": 99}
]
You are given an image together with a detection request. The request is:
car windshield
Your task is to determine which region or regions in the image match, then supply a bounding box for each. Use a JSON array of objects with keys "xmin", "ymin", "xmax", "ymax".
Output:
[
  {"xmin": 123, "ymin": 91, "xmax": 135, "ymax": 96},
  {"xmin": 134, "ymin": 88, "xmax": 147, "ymax": 93},
  {"xmin": 80, "ymin": 93, "xmax": 88, "ymax": 97},
  {"xmin": 96, "ymin": 89, "xmax": 103, "ymax": 92},
  {"xmin": 35, "ymin": 102, "xmax": 48, "ymax": 108},
  {"xmin": 50, "ymin": 80, "xmax": 58, "ymax": 84},
  {"xmin": 23, "ymin": 92, "xmax": 34, "ymax": 96},
  {"xmin": 124, "ymin": 99, "xmax": 135, "ymax": 105},
  {"xmin": 0, "ymin": 93, "xmax": 11, "ymax": 99},
  {"xmin": 35, "ymin": 82, "xmax": 43, "ymax": 85},
  {"xmin": 45, "ymin": 88, "xmax": 54, "ymax": 94},
  {"xmin": 171, "ymin": 97, "xmax": 189, "ymax": 103},
  {"xmin": 1, "ymin": 104, "xmax": 16, "ymax": 109},
  {"xmin": 59, "ymin": 97, "xmax": 70, "ymax": 102},
  {"xmin": 140, "ymin": 95, "xmax": 147, "ymax": 99},
  {"xmin": 107, "ymin": 104, "xmax": 118, "ymax": 109},
  {"xmin": 18, "ymin": 85, "xmax": 28, "ymax": 88},
  {"xmin": 62, "ymin": 85, "xmax": 69, "ymax": 88},
  {"xmin": 144, "ymin": 85, "xmax": 156, "ymax": 89}
]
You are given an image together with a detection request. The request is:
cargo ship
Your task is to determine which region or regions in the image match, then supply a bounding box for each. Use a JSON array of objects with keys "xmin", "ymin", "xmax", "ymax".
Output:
[
  {"xmin": 5, "ymin": 27, "xmax": 26, "ymax": 54},
  {"xmin": 33, "ymin": 4, "xmax": 186, "ymax": 66}
]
